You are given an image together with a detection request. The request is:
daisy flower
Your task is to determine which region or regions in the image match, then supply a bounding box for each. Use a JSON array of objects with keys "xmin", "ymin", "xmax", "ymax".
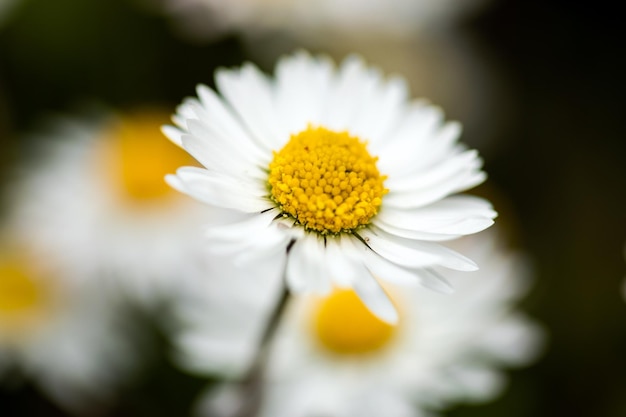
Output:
[
  {"xmin": 165, "ymin": 52, "xmax": 497, "ymax": 323},
  {"xmin": 0, "ymin": 238, "xmax": 135, "ymax": 413},
  {"xmin": 159, "ymin": 0, "xmax": 492, "ymax": 41},
  {"xmin": 197, "ymin": 229, "xmax": 544, "ymax": 417},
  {"xmin": 9, "ymin": 109, "xmax": 209, "ymax": 306}
]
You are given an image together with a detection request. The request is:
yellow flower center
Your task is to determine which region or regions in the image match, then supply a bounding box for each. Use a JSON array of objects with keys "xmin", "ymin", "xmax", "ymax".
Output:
[
  {"xmin": 313, "ymin": 289, "xmax": 396, "ymax": 355},
  {"xmin": 0, "ymin": 254, "xmax": 60, "ymax": 339},
  {"xmin": 268, "ymin": 126, "xmax": 387, "ymax": 234},
  {"xmin": 0, "ymin": 258, "xmax": 43, "ymax": 319},
  {"xmin": 103, "ymin": 110, "xmax": 196, "ymax": 202}
]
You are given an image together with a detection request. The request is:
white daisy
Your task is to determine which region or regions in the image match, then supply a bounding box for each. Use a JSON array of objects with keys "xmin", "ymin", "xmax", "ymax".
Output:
[
  {"xmin": 9, "ymin": 109, "xmax": 209, "ymax": 306},
  {"xmin": 159, "ymin": 0, "xmax": 491, "ymax": 40},
  {"xmin": 197, "ymin": 228, "xmax": 544, "ymax": 417},
  {"xmin": 0, "ymin": 238, "xmax": 135, "ymax": 413},
  {"xmin": 165, "ymin": 52, "xmax": 497, "ymax": 322}
]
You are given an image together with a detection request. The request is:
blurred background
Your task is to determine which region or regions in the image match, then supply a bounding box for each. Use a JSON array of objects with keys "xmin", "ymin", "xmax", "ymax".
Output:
[{"xmin": 1, "ymin": 0, "xmax": 625, "ymax": 416}]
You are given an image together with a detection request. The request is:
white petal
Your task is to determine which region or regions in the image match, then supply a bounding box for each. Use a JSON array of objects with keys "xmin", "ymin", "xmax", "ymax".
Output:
[
  {"xmin": 385, "ymin": 148, "xmax": 479, "ymax": 192},
  {"xmin": 353, "ymin": 270, "xmax": 398, "ymax": 324},
  {"xmin": 384, "ymin": 166, "xmax": 486, "ymax": 209},
  {"xmin": 406, "ymin": 120, "xmax": 464, "ymax": 174},
  {"xmin": 357, "ymin": 228, "xmax": 445, "ymax": 269},
  {"xmin": 352, "ymin": 76, "xmax": 409, "ymax": 145},
  {"xmin": 374, "ymin": 103, "xmax": 444, "ymax": 174},
  {"xmin": 205, "ymin": 209, "xmax": 279, "ymax": 244},
  {"xmin": 216, "ymin": 63, "xmax": 286, "ymax": 151},
  {"xmin": 324, "ymin": 236, "xmax": 359, "ymax": 288},
  {"xmin": 375, "ymin": 195, "xmax": 496, "ymax": 237},
  {"xmin": 182, "ymin": 123, "xmax": 267, "ymax": 181},
  {"xmin": 275, "ymin": 51, "xmax": 334, "ymax": 135},
  {"xmin": 196, "ymin": 84, "xmax": 269, "ymax": 160},
  {"xmin": 167, "ymin": 167, "xmax": 272, "ymax": 212},
  {"xmin": 285, "ymin": 236, "xmax": 332, "ymax": 294},
  {"xmin": 350, "ymin": 238, "xmax": 454, "ymax": 292},
  {"xmin": 360, "ymin": 227, "xmax": 479, "ymax": 271},
  {"xmin": 372, "ymin": 220, "xmax": 463, "ymax": 241},
  {"xmin": 321, "ymin": 55, "xmax": 380, "ymax": 132},
  {"xmin": 162, "ymin": 125, "xmax": 184, "ymax": 147}
]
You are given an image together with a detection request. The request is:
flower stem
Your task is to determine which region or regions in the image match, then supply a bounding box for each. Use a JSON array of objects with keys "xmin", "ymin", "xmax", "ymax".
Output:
[{"xmin": 227, "ymin": 284, "xmax": 290, "ymax": 417}]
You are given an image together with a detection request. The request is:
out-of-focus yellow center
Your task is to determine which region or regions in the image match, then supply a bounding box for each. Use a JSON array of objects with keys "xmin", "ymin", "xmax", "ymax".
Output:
[
  {"xmin": 105, "ymin": 110, "xmax": 196, "ymax": 202},
  {"xmin": 268, "ymin": 126, "xmax": 387, "ymax": 234},
  {"xmin": 313, "ymin": 289, "xmax": 396, "ymax": 355},
  {"xmin": 0, "ymin": 259, "xmax": 42, "ymax": 317}
]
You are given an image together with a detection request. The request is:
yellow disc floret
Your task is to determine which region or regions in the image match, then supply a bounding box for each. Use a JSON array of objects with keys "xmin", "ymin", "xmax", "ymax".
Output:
[
  {"xmin": 313, "ymin": 289, "xmax": 396, "ymax": 355},
  {"xmin": 268, "ymin": 126, "xmax": 387, "ymax": 234},
  {"xmin": 0, "ymin": 260, "xmax": 41, "ymax": 316},
  {"xmin": 0, "ymin": 253, "xmax": 57, "ymax": 337},
  {"xmin": 102, "ymin": 109, "xmax": 197, "ymax": 202}
]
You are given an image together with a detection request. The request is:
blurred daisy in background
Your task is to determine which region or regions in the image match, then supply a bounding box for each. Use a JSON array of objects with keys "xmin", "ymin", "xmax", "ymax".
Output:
[
  {"xmin": 165, "ymin": 52, "xmax": 496, "ymax": 322},
  {"xmin": 168, "ymin": 252, "xmax": 285, "ymax": 378},
  {"xmin": 155, "ymin": 0, "xmax": 491, "ymax": 41},
  {"xmin": 197, "ymin": 228, "xmax": 543, "ymax": 417},
  {"xmin": 8, "ymin": 109, "xmax": 209, "ymax": 308},
  {"xmin": 0, "ymin": 236, "xmax": 135, "ymax": 414}
]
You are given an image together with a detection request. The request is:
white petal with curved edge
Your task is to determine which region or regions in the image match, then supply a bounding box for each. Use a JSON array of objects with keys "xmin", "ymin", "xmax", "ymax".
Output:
[
  {"xmin": 363, "ymin": 253, "xmax": 451, "ymax": 294},
  {"xmin": 324, "ymin": 236, "xmax": 360, "ymax": 288},
  {"xmin": 275, "ymin": 52, "xmax": 334, "ymax": 135},
  {"xmin": 353, "ymin": 270, "xmax": 398, "ymax": 324},
  {"xmin": 216, "ymin": 63, "xmax": 287, "ymax": 151},
  {"xmin": 321, "ymin": 56, "xmax": 381, "ymax": 132},
  {"xmin": 360, "ymin": 227, "xmax": 479, "ymax": 271},
  {"xmin": 385, "ymin": 148, "xmax": 479, "ymax": 192},
  {"xmin": 356, "ymin": 229, "xmax": 444, "ymax": 269},
  {"xmin": 374, "ymin": 103, "xmax": 444, "ymax": 174},
  {"xmin": 205, "ymin": 209, "xmax": 279, "ymax": 243},
  {"xmin": 166, "ymin": 168, "xmax": 272, "ymax": 212},
  {"xmin": 352, "ymin": 76, "xmax": 409, "ymax": 145},
  {"xmin": 404, "ymin": 120, "xmax": 464, "ymax": 174},
  {"xmin": 373, "ymin": 220, "xmax": 463, "ymax": 241},
  {"xmin": 385, "ymin": 167, "xmax": 486, "ymax": 209},
  {"xmin": 285, "ymin": 237, "xmax": 331, "ymax": 294},
  {"xmin": 196, "ymin": 84, "xmax": 269, "ymax": 161},
  {"xmin": 181, "ymin": 97, "xmax": 263, "ymax": 162},
  {"xmin": 162, "ymin": 125, "xmax": 184, "ymax": 147},
  {"xmin": 182, "ymin": 123, "xmax": 267, "ymax": 181},
  {"xmin": 375, "ymin": 195, "xmax": 496, "ymax": 237}
]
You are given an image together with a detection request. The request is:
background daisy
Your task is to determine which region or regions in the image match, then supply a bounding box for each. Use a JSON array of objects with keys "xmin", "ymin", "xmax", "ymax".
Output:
[
  {"xmin": 155, "ymin": 0, "xmax": 492, "ymax": 41},
  {"xmin": 8, "ymin": 109, "xmax": 210, "ymax": 308},
  {"xmin": 197, "ymin": 228, "xmax": 543, "ymax": 417},
  {"xmin": 0, "ymin": 235, "xmax": 136, "ymax": 414}
]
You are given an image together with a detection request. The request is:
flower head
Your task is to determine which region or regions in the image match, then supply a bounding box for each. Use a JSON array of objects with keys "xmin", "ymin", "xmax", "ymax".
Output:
[
  {"xmin": 159, "ymin": 0, "xmax": 491, "ymax": 40},
  {"xmin": 0, "ymin": 241, "xmax": 135, "ymax": 412},
  {"xmin": 165, "ymin": 52, "xmax": 497, "ymax": 322},
  {"xmin": 9, "ymin": 109, "xmax": 208, "ymax": 306},
  {"xmin": 196, "ymin": 229, "xmax": 544, "ymax": 417}
]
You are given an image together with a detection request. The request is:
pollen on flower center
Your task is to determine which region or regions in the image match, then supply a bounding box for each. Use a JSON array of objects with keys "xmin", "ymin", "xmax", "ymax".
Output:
[
  {"xmin": 313, "ymin": 289, "xmax": 396, "ymax": 355},
  {"xmin": 268, "ymin": 126, "xmax": 387, "ymax": 234}
]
